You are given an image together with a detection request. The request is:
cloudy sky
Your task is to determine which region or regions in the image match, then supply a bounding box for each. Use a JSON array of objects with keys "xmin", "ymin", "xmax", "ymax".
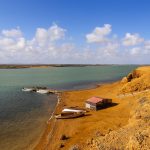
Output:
[{"xmin": 0, "ymin": 0, "xmax": 150, "ymax": 64}]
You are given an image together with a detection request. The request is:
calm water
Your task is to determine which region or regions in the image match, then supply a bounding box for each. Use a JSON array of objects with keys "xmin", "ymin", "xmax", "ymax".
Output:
[{"xmin": 0, "ymin": 65, "xmax": 138, "ymax": 150}]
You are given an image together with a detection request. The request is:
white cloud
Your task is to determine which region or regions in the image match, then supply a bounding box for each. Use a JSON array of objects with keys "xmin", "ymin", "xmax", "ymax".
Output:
[
  {"xmin": 122, "ymin": 33, "xmax": 144, "ymax": 46},
  {"xmin": 0, "ymin": 37, "xmax": 25, "ymax": 52},
  {"xmin": 33, "ymin": 24, "xmax": 66, "ymax": 47},
  {"xmin": 1, "ymin": 28, "xmax": 22, "ymax": 38},
  {"xmin": 104, "ymin": 42, "xmax": 119, "ymax": 56},
  {"xmin": 35, "ymin": 28, "xmax": 48, "ymax": 46},
  {"xmin": 0, "ymin": 24, "xmax": 68, "ymax": 63},
  {"xmin": 86, "ymin": 24, "xmax": 112, "ymax": 43},
  {"xmin": 0, "ymin": 38, "xmax": 14, "ymax": 47},
  {"xmin": 143, "ymin": 40, "xmax": 150, "ymax": 54},
  {"xmin": 48, "ymin": 24, "xmax": 66, "ymax": 41},
  {"xmin": 0, "ymin": 23, "xmax": 150, "ymax": 64},
  {"xmin": 85, "ymin": 24, "xmax": 150, "ymax": 63},
  {"xmin": 144, "ymin": 40, "xmax": 150, "ymax": 50},
  {"xmin": 130, "ymin": 47, "xmax": 141, "ymax": 55}
]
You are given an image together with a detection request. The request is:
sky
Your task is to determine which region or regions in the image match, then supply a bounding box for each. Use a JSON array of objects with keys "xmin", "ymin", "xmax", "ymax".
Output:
[{"xmin": 0, "ymin": 0, "xmax": 150, "ymax": 64}]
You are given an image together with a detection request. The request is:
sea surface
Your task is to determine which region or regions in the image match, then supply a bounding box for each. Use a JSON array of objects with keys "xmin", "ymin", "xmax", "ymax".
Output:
[{"xmin": 0, "ymin": 65, "xmax": 138, "ymax": 150}]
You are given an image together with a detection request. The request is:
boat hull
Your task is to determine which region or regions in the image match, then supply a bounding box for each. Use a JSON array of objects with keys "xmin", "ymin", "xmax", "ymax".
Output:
[
  {"xmin": 55, "ymin": 113, "xmax": 85, "ymax": 119},
  {"xmin": 22, "ymin": 88, "xmax": 34, "ymax": 92},
  {"xmin": 36, "ymin": 90, "xmax": 49, "ymax": 94}
]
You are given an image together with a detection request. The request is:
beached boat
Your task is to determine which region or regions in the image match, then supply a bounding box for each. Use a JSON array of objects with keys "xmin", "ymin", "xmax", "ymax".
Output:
[
  {"xmin": 55, "ymin": 112, "xmax": 85, "ymax": 119},
  {"xmin": 22, "ymin": 87, "xmax": 34, "ymax": 92},
  {"xmin": 36, "ymin": 89, "xmax": 50, "ymax": 94},
  {"xmin": 62, "ymin": 108, "xmax": 87, "ymax": 113}
]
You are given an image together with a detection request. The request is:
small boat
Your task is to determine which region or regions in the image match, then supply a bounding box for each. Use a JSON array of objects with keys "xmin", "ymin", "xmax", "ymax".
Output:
[
  {"xmin": 36, "ymin": 89, "xmax": 50, "ymax": 94},
  {"xmin": 22, "ymin": 87, "xmax": 34, "ymax": 92},
  {"xmin": 62, "ymin": 108, "xmax": 87, "ymax": 113},
  {"xmin": 55, "ymin": 112, "xmax": 85, "ymax": 119}
]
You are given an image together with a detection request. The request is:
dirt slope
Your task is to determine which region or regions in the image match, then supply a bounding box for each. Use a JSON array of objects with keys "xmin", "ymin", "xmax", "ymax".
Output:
[{"xmin": 86, "ymin": 66, "xmax": 150, "ymax": 150}]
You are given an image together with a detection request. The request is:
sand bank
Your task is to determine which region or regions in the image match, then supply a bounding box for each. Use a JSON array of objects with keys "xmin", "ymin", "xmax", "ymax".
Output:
[
  {"xmin": 34, "ymin": 66, "xmax": 150, "ymax": 150},
  {"xmin": 34, "ymin": 81, "xmax": 134, "ymax": 150}
]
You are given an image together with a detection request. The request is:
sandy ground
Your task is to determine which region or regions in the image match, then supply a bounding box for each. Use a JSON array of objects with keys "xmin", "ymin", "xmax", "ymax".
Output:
[
  {"xmin": 34, "ymin": 81, "xmax": 136, "ymax": 150},
  {"xmin": 34, "ymin": 66, "xmax": 150, "ymax": 150}
]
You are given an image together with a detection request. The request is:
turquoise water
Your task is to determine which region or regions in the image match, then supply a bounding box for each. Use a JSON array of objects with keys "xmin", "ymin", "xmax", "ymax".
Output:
[{"xmin": 0, "ymin": 65, "xmax": 138, "ymax": 150}]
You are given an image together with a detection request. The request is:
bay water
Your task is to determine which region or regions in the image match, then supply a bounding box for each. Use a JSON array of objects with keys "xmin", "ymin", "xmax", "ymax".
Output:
[{"xmin": 0, "ymin": 65, "xmax": 138, "ymax": 150}]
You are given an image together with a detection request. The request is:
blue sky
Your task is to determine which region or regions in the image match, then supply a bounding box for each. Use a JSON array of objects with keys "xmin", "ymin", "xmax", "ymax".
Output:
[{"xmin": 0, "ymin": 0, "xmax": 150, "ymax": 64}]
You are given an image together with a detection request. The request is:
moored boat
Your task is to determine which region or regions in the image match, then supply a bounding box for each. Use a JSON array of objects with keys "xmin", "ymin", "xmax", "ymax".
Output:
[
  {"xmin": 22, "ymin": 87, "xmax": 35, "ymax": 92},
  {"xmin": 36, "ymin": 89, "xmax": 50, "ymax": 94}
]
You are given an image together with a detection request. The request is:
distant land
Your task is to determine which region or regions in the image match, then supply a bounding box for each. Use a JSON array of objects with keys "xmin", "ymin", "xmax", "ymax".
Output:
[{"xmin": 0, "ymin": 64, "xmax": 148, "ymax": 69}]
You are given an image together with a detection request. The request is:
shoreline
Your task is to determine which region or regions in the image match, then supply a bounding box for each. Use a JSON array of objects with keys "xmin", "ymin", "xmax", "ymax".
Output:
[
  {"xmin": 34, "ymin": 66, "xmax": 150, "ymax": 149},
  {"xmin": 33, "ymin": 80, "xmax": 125, "ymax": 150},
  {"xmin": 33, "ymin": 92, "xmax": 64, "ymax": 150},
  {"xmin": 33, "ymin": 84, "xmax": 97, "ymax": 150}
]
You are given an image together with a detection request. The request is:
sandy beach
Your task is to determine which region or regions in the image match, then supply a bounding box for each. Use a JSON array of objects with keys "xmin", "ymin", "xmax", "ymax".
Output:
[
  {"xmin": 34, "ymin": 66, "xmax": 150, "ymax": 150},
  {"xmin": 1, "ymin": 0, "xmax": 150, "ymax": 149},
  {"xmin": 34, "ymin": 82, "xmax": 134, "ymax": 149}
]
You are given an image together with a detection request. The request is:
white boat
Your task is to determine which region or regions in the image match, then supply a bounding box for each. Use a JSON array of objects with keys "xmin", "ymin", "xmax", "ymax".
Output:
[
  {"xmin": 55, "ymin": 112, "xmax": 85, "ymax": 119},
  {"xmin": 62, "ymin": 108, "xmax": 86, "ymax": 113},
  {"xmin": 36, "ymin": 89, "xmax": 50, "ymax": 94},
  {"xmin": 22, "ymin": 88, "xmax": 34, "ymax": 92}
]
